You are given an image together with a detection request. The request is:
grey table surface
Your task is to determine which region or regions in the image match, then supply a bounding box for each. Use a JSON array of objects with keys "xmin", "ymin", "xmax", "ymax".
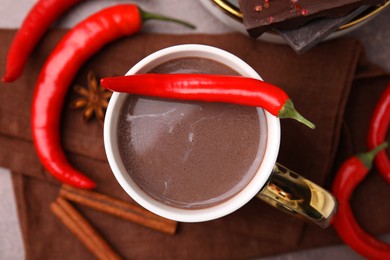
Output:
[{"xmin": 1, "ymin": 1, "xmax": 389, "ymax": 259}]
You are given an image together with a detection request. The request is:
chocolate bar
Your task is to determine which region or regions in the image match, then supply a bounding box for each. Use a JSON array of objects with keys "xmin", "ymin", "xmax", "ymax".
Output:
[
  {"xmin": 278, "ymin": 5, "xmax": 369, "ymax": 54},
  {"xmin": 238, "ymin": 0, "xmax": 385, "ymax": 38}
]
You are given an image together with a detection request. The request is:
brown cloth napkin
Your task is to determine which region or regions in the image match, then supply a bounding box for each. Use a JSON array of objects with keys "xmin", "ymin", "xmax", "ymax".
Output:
[{"xmin": 1, "ymin": 29, "xmax": 389, "ymax": 259}]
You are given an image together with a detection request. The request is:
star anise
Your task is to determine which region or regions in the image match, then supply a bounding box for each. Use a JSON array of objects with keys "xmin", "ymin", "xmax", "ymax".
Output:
[{"xmin": 70, "ymin": 70, "xmax": 112, "ymax": 124}]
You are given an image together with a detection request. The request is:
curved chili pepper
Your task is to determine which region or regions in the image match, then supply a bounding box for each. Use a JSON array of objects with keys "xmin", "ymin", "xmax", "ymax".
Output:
[
  {"xmin": 32, "ymin": 4, "xmax": 194, "ymax": 189},
  {"xmin": 367, "ymin": 83, "xmax": 390, "ymax": 184},
  {"xmin": 332, "ymin": 142, "xmax": 390, "ymax": 260},
  {"xmin": 100, "ymin": 74, "xmax": 315, "ymax": 129},
  {"xmin": 2, "ymin": 0, "xmax": 84, "ymax": 82}
]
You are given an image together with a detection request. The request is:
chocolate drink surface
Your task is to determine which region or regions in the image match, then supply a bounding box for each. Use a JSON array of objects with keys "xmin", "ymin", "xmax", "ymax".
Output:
[{"xmin": 117, "ymin": 57, "xmax": 267, "ymax": 209}]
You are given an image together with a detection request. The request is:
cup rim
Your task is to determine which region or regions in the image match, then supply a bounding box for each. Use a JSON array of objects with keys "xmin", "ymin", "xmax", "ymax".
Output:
[{"xmin": 104, "ymin": 44, "xmax": 280, "ymax": 222}]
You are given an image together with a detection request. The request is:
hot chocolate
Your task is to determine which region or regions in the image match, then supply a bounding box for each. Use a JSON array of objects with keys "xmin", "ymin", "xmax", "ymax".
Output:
[{"xmin": 117, "ymin": 57, "xmax": 267, "ymax": 209}]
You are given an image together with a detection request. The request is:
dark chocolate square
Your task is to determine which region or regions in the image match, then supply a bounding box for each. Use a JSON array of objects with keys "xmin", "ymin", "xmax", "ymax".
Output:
[{"xmin": 238, "ymin": 0, "xmax": 385, "ymax": 38}]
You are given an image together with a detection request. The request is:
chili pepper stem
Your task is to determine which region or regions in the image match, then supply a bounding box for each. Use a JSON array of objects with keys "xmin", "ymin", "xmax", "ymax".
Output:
[
  {"xmin": 278, "ymin": 99, "xmax": 315, "ymax": 129},
  {"xmin": 357, "ymin": 142, "xmax": 388, "ymax": 169},
  {"xmin": 138, "ymin": 8, "xmax": 196, "ymax": 29}
]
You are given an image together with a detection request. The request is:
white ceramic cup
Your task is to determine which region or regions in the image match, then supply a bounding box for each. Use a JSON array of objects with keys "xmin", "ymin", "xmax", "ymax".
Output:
[{"xmin": 104, "ymin": 44, "xmax": 336, "ymax": 226}]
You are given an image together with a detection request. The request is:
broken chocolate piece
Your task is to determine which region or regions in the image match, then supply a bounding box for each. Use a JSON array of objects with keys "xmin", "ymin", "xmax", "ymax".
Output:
[
  {"xmin": 278, "ymin": 5, "xmax": 369, "ymax": 54},
  {"xmin": 238, "ymin": 0, "xmax": 385, "ymax": 38}
]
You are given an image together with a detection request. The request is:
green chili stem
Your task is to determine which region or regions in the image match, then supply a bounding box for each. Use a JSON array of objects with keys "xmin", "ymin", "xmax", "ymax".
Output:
[
  {"xmin": 278, "ymin": 99, "xmax": 315, "ymax": 129},
  {"xmin": 139, "ymin": 8, "xmax": 196, "ymax": 29},
  {"xmin": 357, "ymin": 142, "xmax": 388, "ymax": 169}
]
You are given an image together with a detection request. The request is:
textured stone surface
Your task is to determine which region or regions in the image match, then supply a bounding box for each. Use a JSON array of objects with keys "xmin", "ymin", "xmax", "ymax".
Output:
[{"xmin": 350, "ymin": 6, "xmax": 390, "ymax": 72}]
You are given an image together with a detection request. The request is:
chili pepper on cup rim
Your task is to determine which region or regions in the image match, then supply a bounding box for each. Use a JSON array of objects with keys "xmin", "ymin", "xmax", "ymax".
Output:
[
  {"xmin": 332, "ymin": 142, "xmax": 390, "ymax": 260},
  {"xmin": 2, "ymin": 0, "xmax": 84, "ymax": 82},
  {"xmin": 367, "ymin": 82, "xmax": 390, "ymax": 184},
  {"xmin": 100, "ymin": 74, "xmax": 316, "ymax": 129},
  {"xmin": 32, "ymin": 4, "xmax": 194, "ymax": 189}
]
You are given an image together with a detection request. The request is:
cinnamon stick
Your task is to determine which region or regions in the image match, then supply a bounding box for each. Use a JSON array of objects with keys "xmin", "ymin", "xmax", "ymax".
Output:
[
  {"xmin": 50, "ymin": 197, "xmax": 121, "ymax": 260},
  {"xmin": 60, "ymin": 185, "xmax": 177, "ymax": 235}
]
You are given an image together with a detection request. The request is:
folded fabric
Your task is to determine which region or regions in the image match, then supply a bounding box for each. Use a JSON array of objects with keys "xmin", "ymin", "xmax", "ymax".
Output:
[{"xmin": 1, "ymin": 29, "xmax": 389, "ymax": 259}]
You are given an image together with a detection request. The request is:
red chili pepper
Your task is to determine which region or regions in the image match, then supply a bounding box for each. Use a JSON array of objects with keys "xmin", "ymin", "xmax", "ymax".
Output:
[
  {"xmin": 32, "ymin": 4, "xmax": 194, "ymax": 189},
  {"xmin": 100, "ymin": 74, "xmax": 315, "ymax": 129},
  {"xmin": 332, "ymin": 143, "xmax": 390, "ymax": 260},
  {"xmin": 367, "ymin": 83, "xmax": 390, "ymax": 184},
  {"xmin": 2, "ymin": 0, "xmax": 84, "ymax": 82}
]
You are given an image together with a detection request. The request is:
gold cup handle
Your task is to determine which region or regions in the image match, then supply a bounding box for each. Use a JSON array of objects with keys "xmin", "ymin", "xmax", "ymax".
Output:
[{"xmin": 257, "ymin": 163, "xmax": 337, "ymax": 228}]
